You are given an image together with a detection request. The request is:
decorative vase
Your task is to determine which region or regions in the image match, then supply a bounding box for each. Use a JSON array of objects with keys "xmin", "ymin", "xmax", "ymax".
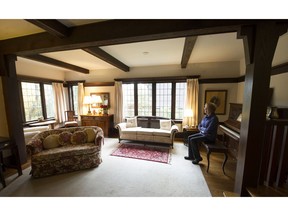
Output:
[
  {"xmin": 269, "ymin": 107, "xmax": 279, "ymax": 119},
  {"xmin": 103, "ymin": 108, "xmax": 108, "ymax": 115}
]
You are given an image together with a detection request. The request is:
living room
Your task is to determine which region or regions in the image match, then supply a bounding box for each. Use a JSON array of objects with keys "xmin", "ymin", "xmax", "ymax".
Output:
[{"xmin": 1, "ymin": 15, "xmax": 288, "ymax": 213}]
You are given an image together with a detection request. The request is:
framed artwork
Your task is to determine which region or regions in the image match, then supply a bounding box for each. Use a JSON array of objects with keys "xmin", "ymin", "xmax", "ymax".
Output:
[
  {"xmin": 90, "ymin": 92, "xmax": 110, "ymax": 108},
  {"xmin": 204, "ymin": 90, "xmax": 227, "ymax": 115}
]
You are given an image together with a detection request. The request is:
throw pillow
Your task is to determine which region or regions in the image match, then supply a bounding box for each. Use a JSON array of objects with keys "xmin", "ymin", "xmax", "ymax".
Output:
[
  {"xmin": 58, "ymin": 131, "xmax": 72, "ymax": 146},
  {"xmin": 160, "ymin": 120, "xmax": 171, "ymax": 131},
  {"xmin": 71, "ymin": 131, "xmax": 87, "ymax": 144},
  {"xmin": 126, "ymin": 117, "xmax": 137, "ymax": 128},
  {"xmin": 84, "ymin": 128, "xmax": 96, "ymax": 143},
  {"xmin": 43, "ymin": 134, "xmax": 60, "ymax": 149}
]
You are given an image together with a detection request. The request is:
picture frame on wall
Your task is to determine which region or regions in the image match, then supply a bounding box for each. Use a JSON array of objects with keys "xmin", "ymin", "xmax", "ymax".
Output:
[
  {"xmin": 204, "ymin": 90, "xmax": 227, "ymax": 115},
  {"xmin": 90, "ymin": 92, "xmax": 110, "ymax": 108}
]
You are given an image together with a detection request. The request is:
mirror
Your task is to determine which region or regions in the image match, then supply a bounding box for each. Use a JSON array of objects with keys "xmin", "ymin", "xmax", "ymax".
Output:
[{"xmin": 90, "ymin": 92, "xmax": 110, "ymax": 108}]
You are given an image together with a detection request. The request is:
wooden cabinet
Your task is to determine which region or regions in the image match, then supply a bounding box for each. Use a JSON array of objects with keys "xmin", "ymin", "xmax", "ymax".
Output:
[{"xmin": 80, "ymin": 114, "xmax": 113, "ymax": 137}]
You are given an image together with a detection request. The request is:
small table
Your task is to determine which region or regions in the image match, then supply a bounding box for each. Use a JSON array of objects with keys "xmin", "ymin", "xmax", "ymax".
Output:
[
  {"xmin": 183, "ymin": 126, "xmax": 199, "ymax": 146},
  {"xmin": 0, "ymin": 137, "xmax": 22, "ymax": 188},
  {"xmin": 29, "ymin": 120, "xmax": 56, "ymax": 129}
]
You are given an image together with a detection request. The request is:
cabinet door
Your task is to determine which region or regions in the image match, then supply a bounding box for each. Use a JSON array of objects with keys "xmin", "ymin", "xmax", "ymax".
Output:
[{"xmin": 83, "ymin": 120, "xmax": 95, "ymax": 126}]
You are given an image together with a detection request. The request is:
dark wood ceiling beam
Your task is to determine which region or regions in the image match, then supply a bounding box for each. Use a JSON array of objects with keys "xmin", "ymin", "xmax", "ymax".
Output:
[
  {"xmin": 25, "ymin": 19, "xmax": 70, "ymax": 38},
  {"xmin": 83, "ymin": 47, "xmax": 129, "ymax": 72},
  {"xmin": 271, "ymin": 62, "xmax": 288, "ymax": 75},
  {"xmin": 0, "ymin": 20, "xmax": 264, "ymax": 56},
  {"xmin": 181, "ymin": 36, "xmax": 197, "ymax": 68},
  {"xmin": 21, "ymin": 54, "xmax": 89, "ymax": 74}
]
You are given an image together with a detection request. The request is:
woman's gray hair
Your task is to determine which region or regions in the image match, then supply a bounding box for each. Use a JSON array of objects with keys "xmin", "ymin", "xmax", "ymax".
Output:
[{"xmin": 206, "ymin": 102, "xmax": 217, "ymax": 113}]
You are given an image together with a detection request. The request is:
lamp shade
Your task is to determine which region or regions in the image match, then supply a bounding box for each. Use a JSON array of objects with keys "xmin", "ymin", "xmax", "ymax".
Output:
[
  {"xmin": 83, "ymin": 96, "xmax": 92, "ymax": 105},
  {"xmin": 184, "ymin": 109, "xmax": 193, "ymax": 117},
  {"xmin": 91, "ymin": 95, "xmax": 102, "ymax": 104}
]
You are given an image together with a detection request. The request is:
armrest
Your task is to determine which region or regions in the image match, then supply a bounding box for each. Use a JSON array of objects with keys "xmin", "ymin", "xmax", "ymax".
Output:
[
  {"xmin": 170, "ymin": 125, "xmax": 179, "ymax": 138},
  {"xmin": 115, "ymin": 122, "xmax": 127, "ymax": 131},
  {"xmin": 170, "ymin": 124, "xmax": 179, "ymax": 133},
  {"xmin": 26, "ymin": 138, "xmax": 44, "ymax": 155}
]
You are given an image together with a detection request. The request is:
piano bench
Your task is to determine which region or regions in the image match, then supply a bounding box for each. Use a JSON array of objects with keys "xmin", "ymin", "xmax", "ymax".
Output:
[{"xmin": 202, "ymin": 141, "xmax": 228, "ymax": 175}]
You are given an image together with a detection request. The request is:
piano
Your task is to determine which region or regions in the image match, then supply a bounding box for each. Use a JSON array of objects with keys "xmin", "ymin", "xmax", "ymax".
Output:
[{"xmin": 219, "ymin": 103, "xmax": 242, "ymax": 159}]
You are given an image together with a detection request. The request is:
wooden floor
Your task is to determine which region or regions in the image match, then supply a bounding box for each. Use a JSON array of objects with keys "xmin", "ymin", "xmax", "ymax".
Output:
[{"xmin": 198, "ymin": 145, "xmax": 237, "ymax": 197}]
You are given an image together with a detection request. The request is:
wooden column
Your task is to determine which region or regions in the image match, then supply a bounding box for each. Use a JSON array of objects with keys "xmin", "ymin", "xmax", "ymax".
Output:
[
  {"xmin": 235, "ymin": 22, "xmax": 287, "ymax": 195},
  {"xmin": 1, "ymin": 54, "xmax": 27, "ymax": 164}
]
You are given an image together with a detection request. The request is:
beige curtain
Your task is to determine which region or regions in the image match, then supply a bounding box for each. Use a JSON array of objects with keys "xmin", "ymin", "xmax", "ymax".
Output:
[
  {"xmin": 78, "ymin": 82, "xmax": 85, "ymax": 121},
  {"xmin": 52, "ymin": 82, "xmax": 67, "ymax": 124},
  {"xmin": 114, "ymin": 81, "xmax": 123, "ymax": 125},
  {"xmin": 182, "ymin": 79, "xmax": 199, "ymax": 128}
]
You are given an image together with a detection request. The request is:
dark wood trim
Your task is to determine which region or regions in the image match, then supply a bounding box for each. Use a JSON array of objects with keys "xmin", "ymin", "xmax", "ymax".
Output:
[
  {"xmin": 1, "ymin": 54, "xmax": 27, "ymax": 163},
  {"xmin": 83, "ymin": 47, "xmax": 130, "ymax": 72},
  {"xmin": 181, "ymin": 36, "xmax": 197, "ymax": 68},
  {"xmin": 25, "ymin": 19, "xmax": 70, "ymax": 38},
  {"xmin": 271, "ymin": 62, "xmax": 288, "ymax": 76},
  {"xmin": 199, "ymin": 77, "xmax": 240, "ymax": 84},
  {"xmin": 21, "ymin": 54, "xmax": 89, "ymax": 74},
  {"xmin": 40, "ymin": 83, "xmax": 47, "ymax": 119},
  {"xmin": 0, "ymin": 20, "xmax": 259, "ymax": 55},
  {"xmin": 235, "ymin": 22, "xmax": 286, "ymax": 196},
  {"xmin": 171, "ymin": 82, "xmax": 176, "ymax": 119},
  {"xmin": 134, "ymin": 83, "xmax": 138, "ymax": 116},
  {"xmin": 84, "ymin": 82, "xmax": 115, "ymax": 87},
  {"xmin": 17, "ymin": 75, "xmax": 63, "ymax": 83},
  {"xmin": 152, "ymin": 83, "xmax": 156, "ymax": 116},
  {"xmin": 115, "ymin": 75, "xmax": 200, "ymax": 83}
]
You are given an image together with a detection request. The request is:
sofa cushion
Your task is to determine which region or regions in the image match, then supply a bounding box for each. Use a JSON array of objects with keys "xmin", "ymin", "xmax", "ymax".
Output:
[
  {"xmin": 137, "ymin": 128, "xmax": 154, "ymax": 135},
  {"xmin": 152, "ymin": 129, "xmax": 171, "ymax": 137},
  {"xmin": 71, "ymin": 131, "xmax": 87, "ymax": 144},
  {"xmin": 126, "ymin": 117, "xmax": 137, "ymax": 128},
  {"xmin": 43, "ymin": 134, "xmax": 60, "ymax": 149},
  {"xmin": 58, "ymin": 131, "xmax": 72, "ymax": 146},
  {"xmin": 160, "ymin": 120, "xmax": 171, "ymax": 130},
  {"xmin": 84, "ymin": 128, "xmax": 96, "ymax": 143}
]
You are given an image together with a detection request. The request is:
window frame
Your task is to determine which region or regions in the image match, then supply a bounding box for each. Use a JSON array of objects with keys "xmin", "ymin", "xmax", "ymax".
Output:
[
  {"xmin": 18, "ymin": 78, "xmax": 58, "ymax": 124},
  {"xmin": 123, "ymin": 80, "xmax": 186, "ymax": 120}
]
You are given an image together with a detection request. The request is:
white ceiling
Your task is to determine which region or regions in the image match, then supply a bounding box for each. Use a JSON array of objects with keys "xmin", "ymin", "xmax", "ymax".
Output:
[{"xmin": 1, "ymin": 19, "xmax": 288, "ymax": 73}]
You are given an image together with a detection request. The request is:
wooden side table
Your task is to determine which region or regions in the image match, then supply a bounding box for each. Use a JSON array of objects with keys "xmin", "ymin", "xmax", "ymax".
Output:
[
  {"xmin": 81, "ymin": 114, "xmax": 114, "ymax": 137},
  {"xmin": 0, "ymin": 137, "xmax": 22, "ymax": 188},
  {"xmin": 183, "ymin": 126, "xmax": 199, "ymax": 146}
]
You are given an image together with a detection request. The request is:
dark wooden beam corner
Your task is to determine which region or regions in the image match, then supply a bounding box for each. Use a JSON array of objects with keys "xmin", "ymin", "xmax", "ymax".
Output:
[
  {"xmin": 181, "ymin": 36, "xmax": 197, "ymax": 68},
  {"xmin": 26, "ymin": 19, "xmax": 70, "ymax": 38},
  {"xmin": 83, "ymin": 47, "xmax": 130, "ymax": 72},
  {"xmin": 271, "ymin": 62, "xmax": 288, "ymax": 75},
  {"xmin": 22, "ymin": 54, "xmax": 89, "ymax": 74}
]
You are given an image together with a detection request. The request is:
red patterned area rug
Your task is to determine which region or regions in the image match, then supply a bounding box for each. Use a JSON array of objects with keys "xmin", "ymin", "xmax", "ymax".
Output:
[{"xmin": 111, "ymin": 143, "xmax": 171, "ymax": 164}]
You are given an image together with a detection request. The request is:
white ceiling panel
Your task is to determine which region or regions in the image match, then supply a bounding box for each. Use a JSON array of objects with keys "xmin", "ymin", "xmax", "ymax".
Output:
[
  {"xmin": 41, "ymin": 49, "xmax": 115, "ymax": 70},
  {"xmin": 189, "ymin": 33, "xmax": 244, "ymax": 63},
  {"xmin": 101, "ymin": 38, "xmax": 186, "ymax": 67}
]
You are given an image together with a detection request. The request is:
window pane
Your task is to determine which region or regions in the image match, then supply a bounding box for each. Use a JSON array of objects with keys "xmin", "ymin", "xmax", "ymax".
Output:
[
  {"xmin": 123, "ymin": 84, "xmax": 135, "ymax": 117},
  {"xmin": 44, "ymin": 84, "xmax": 55, "ymax": 118},
  {"xmin": 72, "ymin": 85, "xmax": 78, "ymax": 115},
  {"xmin": 175, "ymin": 82, "xmax": 187, "ymax": 119},
  {"xmin": 21, "ymin": 82, "xmax": 43, "ymax": 121},
  {"xmin": 138, "ymin": 83, "xmax": 152, "ymax": 116},
  {"xmin": 156, "ymin": 83, "xmax": 172, "ymax": 118}
]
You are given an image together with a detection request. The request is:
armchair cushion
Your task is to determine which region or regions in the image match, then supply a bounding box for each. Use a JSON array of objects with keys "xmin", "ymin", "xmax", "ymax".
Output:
[
  {"xmin": 126, "ymin": 117, "xmax": 137, "ymax": 128},
  {"xmin": 43, "ymin": 134, "xmax": 60, "ymax": 149},
  {"xmin": 71, "ymin": 131, "xmax": 87, "ymax": 144},
  {"xmin": 58, "ymin": 131, "xmax": 72, "ymax": 146},
  {"xmin": 84, "ymin": 128, "xmax": 96, "ymax": 142},
  {"xmin": 160, "ymin": 120, "xmax": 171, "ymax": 130}
]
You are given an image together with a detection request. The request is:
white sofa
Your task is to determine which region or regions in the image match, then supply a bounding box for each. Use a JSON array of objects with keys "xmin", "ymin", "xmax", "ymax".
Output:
[{"xmin": 116, "ymin": 116, "xmax": 179, "ymax": 148}]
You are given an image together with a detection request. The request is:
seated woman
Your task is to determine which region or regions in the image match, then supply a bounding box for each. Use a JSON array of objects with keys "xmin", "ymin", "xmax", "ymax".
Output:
[{"xmin": 184, "ymin": 102, "xmax": 219, "ymax": 164}]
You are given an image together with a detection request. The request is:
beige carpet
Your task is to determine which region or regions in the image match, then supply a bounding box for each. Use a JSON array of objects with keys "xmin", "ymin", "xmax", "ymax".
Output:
[{"xmin": 0, "ymin": 138, "xmax": 211, "ymax": 197}]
